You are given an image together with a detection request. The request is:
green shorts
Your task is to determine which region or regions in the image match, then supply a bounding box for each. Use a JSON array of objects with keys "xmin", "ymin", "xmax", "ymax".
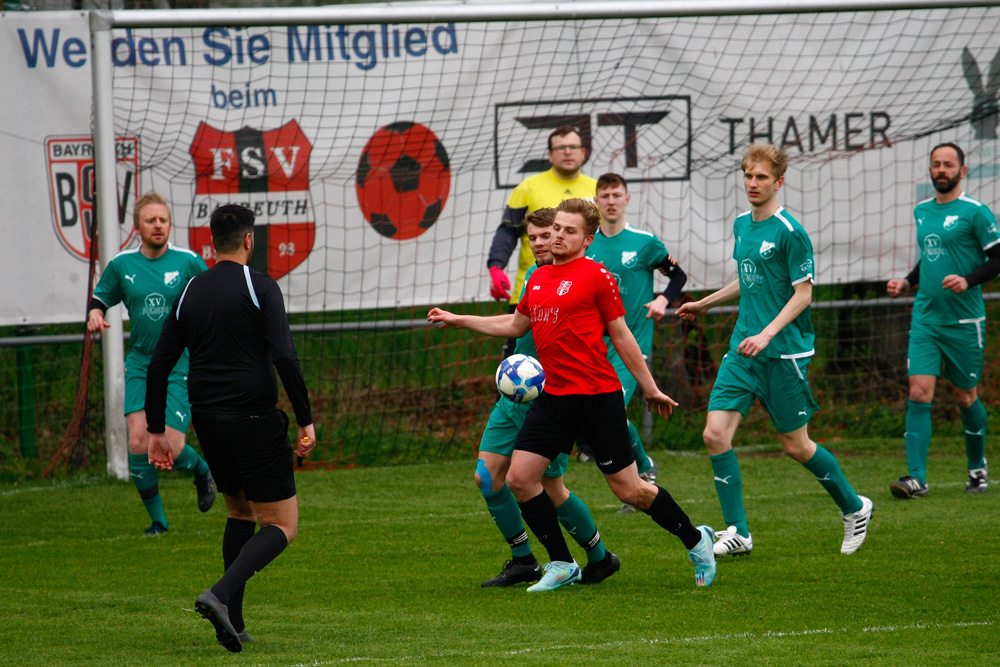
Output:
[
  {"xmin": 124, "ymin": 350, "xmax": 192, "ymax": 433},
  {"xmin": 907, "ymin": 319, "xmax": 984, "ymax": 390},
  {"xmin": 708, "ymin": 352, "xmax": 819, "ymax": 434},
  {"xmin": 478, "ymin": 398, "xmax": 568, "ymax": 478}
]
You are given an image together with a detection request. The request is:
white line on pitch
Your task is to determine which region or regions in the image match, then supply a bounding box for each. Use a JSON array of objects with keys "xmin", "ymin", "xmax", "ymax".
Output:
[{"xmin": 285, "ymin": 619, "xmax": 993, "ymax": 666}]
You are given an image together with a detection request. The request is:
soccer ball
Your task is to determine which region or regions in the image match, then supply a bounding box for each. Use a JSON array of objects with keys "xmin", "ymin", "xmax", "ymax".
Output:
[
  {"xmin": 355, "ymin": 121, "xmax": 451, "ymax": 240},
  {"xmin": 495, "ymin": 354, "xmax": 546, "ymax": 403}
]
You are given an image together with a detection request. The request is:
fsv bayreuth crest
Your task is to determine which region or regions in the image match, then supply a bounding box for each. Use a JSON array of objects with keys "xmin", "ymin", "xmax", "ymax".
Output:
[{"xmin": 189, "ymin": 120, "xmax": 315, "ymax": 279}]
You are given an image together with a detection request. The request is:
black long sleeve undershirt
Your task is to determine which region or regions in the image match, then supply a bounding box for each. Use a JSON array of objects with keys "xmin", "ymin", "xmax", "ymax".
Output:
[{"xmin": 655, "ymin": 255, "xmax": 687, "ymax": 305}]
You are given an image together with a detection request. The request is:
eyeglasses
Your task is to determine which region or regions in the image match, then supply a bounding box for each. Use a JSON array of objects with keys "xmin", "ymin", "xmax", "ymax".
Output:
[{"xmin": 550, "ymin": 144, "xmax": 583, "ymax": 153}]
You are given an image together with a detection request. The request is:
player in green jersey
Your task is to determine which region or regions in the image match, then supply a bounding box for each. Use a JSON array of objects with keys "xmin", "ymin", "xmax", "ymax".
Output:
[
  {"xmin": 677, "ymin": 145, "xmax": 872, "ymax": 557},
  {"xmin": 886, "ymin": 142, "xmax": 1000, "ymax": 499},
  {"xmin": 87, "ymin": 192, "xmax": 214, "ymax": 534},
  {"xmin": 584, "ymin": 173, "xmax": 688, "ymax": 512},
  {"xmin": 477, "ymin": 208, "xmax": 620, "ymax": 588}
]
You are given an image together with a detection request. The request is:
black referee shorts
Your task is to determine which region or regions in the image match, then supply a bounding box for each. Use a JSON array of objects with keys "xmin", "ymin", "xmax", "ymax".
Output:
[
  {"xmin": 515, "ymin": 390, "xmax": 635, "ymax": 475},
  {"xmin": 192, "ymin": 407, "xmax": 296, "ymax": 503}
]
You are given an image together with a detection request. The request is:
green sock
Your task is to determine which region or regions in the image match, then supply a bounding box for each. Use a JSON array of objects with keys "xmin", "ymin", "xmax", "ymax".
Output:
[
  {"xmin": 960, "ymin": 399, "xmax": 987, "ymax": 471},
  {"xmin": 803, "ymin": 444, "xmax": 862, "ymax": 514},
  {"xmin": 554, "ymin": 491, "xmax": 607, "ymax": 564},
  {"xmin": 628, "ymin": 420, "xmax": 651, "ymax": 476},
  {"xmin": 173, "ymin": 444, "xmax": 211, "ymax": 478},
  {"xmin": 905, "ymin": 400, "xmax": 932, "ymax": 484},
  {"xmin": 483, "ymin": 484, "xmax": 533, "ymax": 558},
  {"xmin": 710, "ymin": 449, "xmax": 748, "ymax": 537},
  {"xmin": 129, "ymin": 453, "xmax": 167, "ymax": 528}
]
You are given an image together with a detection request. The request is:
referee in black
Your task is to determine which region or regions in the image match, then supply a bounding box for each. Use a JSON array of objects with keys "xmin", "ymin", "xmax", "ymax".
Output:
[{"xmin": 145, "ymin": 203, "xmax": 315, "ymax": 653}]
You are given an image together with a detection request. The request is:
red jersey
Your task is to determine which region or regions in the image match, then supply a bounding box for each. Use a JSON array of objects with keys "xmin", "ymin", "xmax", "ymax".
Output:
[{"xmin": 516, "ymin": 256, "xmax": 626, "ymax": 395}]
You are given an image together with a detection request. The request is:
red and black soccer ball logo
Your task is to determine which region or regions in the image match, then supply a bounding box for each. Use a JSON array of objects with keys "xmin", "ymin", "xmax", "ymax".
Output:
[{"xmin": 356, "ymin": 122, "xmax": 451, "ymax": 240}]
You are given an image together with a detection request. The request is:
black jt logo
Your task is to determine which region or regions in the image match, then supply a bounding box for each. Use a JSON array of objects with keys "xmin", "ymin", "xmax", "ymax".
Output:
[
  {"xmin": 494, "ymin": 96, "xmax": 691, "ymax": 188},
  {"xmin": 961, "ymin": 47, "xmax": 1000, "ymax": 139}
]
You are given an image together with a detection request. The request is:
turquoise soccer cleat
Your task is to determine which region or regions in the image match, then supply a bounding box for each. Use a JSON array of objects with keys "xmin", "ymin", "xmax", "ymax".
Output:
[
  {"xmin": 526, "ymin": 560, "xmax": 581, "ymax": 592},
  {"xmin": 688, "ymin": 525, "xmax": 717, "ymax": 587}
]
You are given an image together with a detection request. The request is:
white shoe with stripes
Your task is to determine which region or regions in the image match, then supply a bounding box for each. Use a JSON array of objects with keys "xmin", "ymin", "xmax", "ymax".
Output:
[
  {"xmin": 712, "ymin": 525, "xmax": 753, "ymax": 557},
  {"xmin": 841, "ymin": 495, "xmax": 873, "ymax": 555}
]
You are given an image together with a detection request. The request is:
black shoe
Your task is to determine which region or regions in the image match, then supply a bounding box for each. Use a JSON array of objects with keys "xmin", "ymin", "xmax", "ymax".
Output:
[
  {"xmin": 143, "ymin": 521, "xmax": 168, "ymax": 535},
  {"xmin": 195, "ymin": 589, "xmax": 242, "ymax": 653},
  {"xmin": 889, "ymin": 475, "xmax": 927, "ymax": 499},
  {"xmin": 580, "ymin": 552, "xmax": 621, "ymax": 584},
  {"xmin": 966, "ymin": 464, "xmax": 988, "ymax": 494},
  {"xmin": 195, "ymin": 474, "xmax": 217, "ymax": 513},
  {"xmin": 481, "ymin": 559, "xmax": 542, "ymax": 587}
]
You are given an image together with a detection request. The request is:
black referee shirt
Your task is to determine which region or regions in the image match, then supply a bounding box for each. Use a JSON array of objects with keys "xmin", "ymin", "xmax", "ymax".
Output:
[{"xmin": 145, "ymin": 260, "xmax": 312, "ymax": 433}]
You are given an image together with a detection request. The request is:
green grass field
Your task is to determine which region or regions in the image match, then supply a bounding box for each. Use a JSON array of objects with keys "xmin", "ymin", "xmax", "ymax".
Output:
[{"xmin": 3, "ymin": 436, "xmax": 997, "ymax": 666}]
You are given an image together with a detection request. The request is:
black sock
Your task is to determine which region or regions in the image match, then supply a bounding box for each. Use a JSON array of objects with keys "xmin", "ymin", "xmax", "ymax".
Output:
[
  {"xmin": 642, "ymin": 486, "xmax": 702, "ymax": 550},
  {"xmin": 517, "ymin": 490, "xmax": 573, "ymax": 563},
  {"xmin": 211, "ymin": 524, "xmax": 288, "ymax": 604},
  {"xmin": 222, "ymin": 518, "xmax": 257, "ymax": 632}
]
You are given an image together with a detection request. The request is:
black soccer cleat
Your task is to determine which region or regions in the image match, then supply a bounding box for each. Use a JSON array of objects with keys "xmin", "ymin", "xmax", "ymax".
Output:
[
  {"xmin": 195, "ymin": 589, "xmax": 242, "ymax": 653},
  {"xmin": 580, "ymin": 551, "xmax": 621, "ymax": 585},
  {"xmin": 889, "ymin": 475, "xmax": 928, "ymax": 499},
  {"xmin": 481, "ymin": 559, "xmax": 542, "ymax": 587},
  {"xmin": 143, "ymin": 521, "xmax": 168, "ymax": 536},
  {"xmin": 966, "ymin": 465, "xmax": 988, "ymax": 494},
  {"xmin": 195, "ymin": 474, "xmax": 217, "ymax": 513}
]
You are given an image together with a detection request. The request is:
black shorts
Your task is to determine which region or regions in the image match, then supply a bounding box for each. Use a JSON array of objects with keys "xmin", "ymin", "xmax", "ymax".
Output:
[
  {"xmin": 192, "ymin": 407, "xmax": 296, "ymax": 503},
  {"xmin": 515, "ymin": 391, "xmax": 635, "ymax": 475}
]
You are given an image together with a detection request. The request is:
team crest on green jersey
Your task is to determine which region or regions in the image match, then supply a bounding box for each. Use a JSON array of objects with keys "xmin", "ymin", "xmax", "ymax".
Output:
[
  {"xmin": 923, "ymin": 234, "xmax": 945, "ymax": 261},
  {"xmin": 740, "ymin": 259, "xmax": 763, "ymax": 288},
  {"xmin": 759, "ymin": 240, "xmax": 776, "ymax": 259},
  {"xmin": 943, "ymin": 215, "xmax": 959, "ymax": 230},
  {"xmin": 143, "ymin": 293, "xmax": 169, "ymax": 321},
  {"xmin": 164, "ymin": 271, "xmax": 180, "ymax": 287},
  {"xmin": 621, "ymin": 250, "xmax": 638, "ymax": 267}
]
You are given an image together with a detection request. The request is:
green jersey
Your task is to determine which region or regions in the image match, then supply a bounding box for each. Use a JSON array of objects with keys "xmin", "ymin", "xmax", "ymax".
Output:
[
  {"xmin": 92, "ymin": 244, "xmax": 208, "ymax": 360},
  {"xmin": 512, "ymin": 264, "xmax": 540, "ymax": 358},
  {"xmin": 586, "ymin": 225, "xmax": 669, "ymax": 353},
  {"xmin": 731, "ymin": 207, "xmax": 815, "ymax": 358},
  {"xmin": 911, "ymin": 193, "xmax": 1000, "ymax": 325}
]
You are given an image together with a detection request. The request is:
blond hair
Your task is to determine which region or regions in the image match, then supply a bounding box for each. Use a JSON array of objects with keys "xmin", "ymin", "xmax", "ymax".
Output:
[
  {"xmin": 741, "ymin": 144, "xmax": 788, "ymax": 179},
  {"xmin": 133, "ymin": 192, "xmax": 171, "ymax": 228},
  {"xmin": 556, "ymin": 198, "xmax": 601, "ymax": 236}
]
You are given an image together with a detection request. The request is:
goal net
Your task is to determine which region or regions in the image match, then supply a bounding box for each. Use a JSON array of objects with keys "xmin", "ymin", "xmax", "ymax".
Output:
[{"xmin": 75, "ymin": 3, "xmax": 1000, "ymax": 465}]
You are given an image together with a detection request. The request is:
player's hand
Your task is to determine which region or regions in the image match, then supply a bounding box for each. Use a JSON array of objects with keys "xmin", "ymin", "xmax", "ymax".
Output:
[
  {"xmin": 942, "ymin": 274, "xmax": 968, "ymax": 293},
  {"xmin": 886, "ymin": 279, "xmax": 909, "ymax": 297},
  {"xmin": 86, "ymin": 309, "xmax": 110, "ymax": 334},
  {"xmin": 644, "ymin": 295, "xmax": 669, "ymax": 321},
  {"xmin": 645, "ymin": 390, "xmax": 679, "ymax": 419},
  {"xmin": 296, "ymin": 424, "xmax": 316, "ymax": 458},
  {"xmin": 148, "ymin": 433, "xmax": 174, "ymax": 471},
  {"xmin": 489, "ymin": 266, "xmax": 511, "ymax": 301},
  {"xmin": 427, "ymin": 307, "xmax": 456, "ymax": 327},
  {"xmin": 675, "ymin": 301, "xmax": 702, "ymax": 322},
  {"xmin": 737, "ymin": 331, "xmax": 773, "ymax": 358}
]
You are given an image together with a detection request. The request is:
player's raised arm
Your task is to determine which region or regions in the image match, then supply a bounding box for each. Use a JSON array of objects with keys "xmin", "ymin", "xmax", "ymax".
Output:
[
  {"xmin": 427, "ymin": 308, "xmax": 531, "ymax": 339},
  {"xmin": 676, "ymin": 279, "xmax": 741, "ymax": 321}
]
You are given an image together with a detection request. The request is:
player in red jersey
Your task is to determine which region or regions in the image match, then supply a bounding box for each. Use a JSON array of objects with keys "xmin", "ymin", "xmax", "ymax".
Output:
[{"xmin": 429, "ymin": 198, "xmax": 717, "ymax": 590}]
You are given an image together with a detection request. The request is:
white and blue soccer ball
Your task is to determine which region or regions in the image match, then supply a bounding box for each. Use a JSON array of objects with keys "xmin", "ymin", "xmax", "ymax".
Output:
[{"xmin": 495, "ymin": 354, "xmax": 546, "ymax": 403}]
